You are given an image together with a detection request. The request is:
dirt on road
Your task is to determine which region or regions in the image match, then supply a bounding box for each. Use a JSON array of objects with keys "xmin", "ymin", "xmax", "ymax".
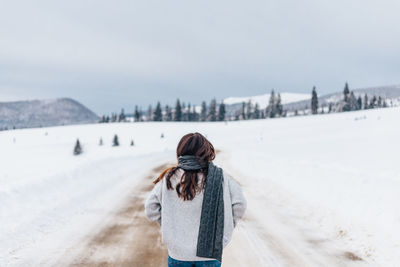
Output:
[{"xmin": 57, "ymin": 164, "xmax": 169, "ymax": 267}]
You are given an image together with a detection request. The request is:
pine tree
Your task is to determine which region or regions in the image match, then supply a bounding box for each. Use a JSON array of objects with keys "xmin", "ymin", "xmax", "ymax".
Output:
[
  {"xmin": 369, "ymin": 95, "xmax": 377, "ymax": 109},
  {"xmin": 234, "ymin": 111, "xmax": 240, "ymax": 121},
  {"xmin": 100, "ymin": 115, "xmax": 106, "ymax": 123},
  {"xmin": 241, "ymin": 102, "xmax": 246, "ymax": 120},
  {"xmin": 112, "ymin": 134, "xmax": 119, "ymax": 146},
  {"xmin": 218, "ymin": 101, "xmax": 226, "ymax": 121},
  {"xmin": 187, "ymin": 103, "xmax": 192, "ymax": 121},
  {"xmin": 74, "ymin": 139, "xmax": 82, "ymax": 155},
  {"xmin": 276, "ymin": 93, "xmax": 283, "ymax": 116},
  {"xmin": 118, "ymin": 108, "xmax": 126, "ymax": 122},
  {"xmin": 342, "ymin": 82, "xmax": 351, "ymax": 111},
  {"xmin": 174, "ymin": 99, "xmax": 182, "ymax": 121},
  {"xmin": 164, "ymin": 105, "xmax": 172, "ymax": 121},
  {"xmin": 349, "ymin": 91, "xmax": 357, "ymax": 111},
  {"xmin": 192, "ymin": 105, "xmax": 199, "ymax": 121},
  {"xmin": 200, "ymin": 101, "xmax": 207, "ymax": 122},
  {"xmin": 363, "ymin": 94, "xmax": 369, "ymax": 109},
  {"xmin": 181, "ymin": 102, "xmax": 187, "ymax": 121},
  {"xmin": 208, "ymin": 99, "xmax": 217, "ymax": 121},
  {"xmin": 356, "ymin": 96, "xmax": 362, "ymax": 110},
  {"xmin": 377, "ymin": 96, "xmax": 383, "ymax": 108},
  {"xmin": 261, "ymin": 109, "xmax": 266, "ymax": 119},
  {"xmin": 111, "ymin": 113, "xmax": 117, "ymax": 122},
  {"xmin": 253, "ymin": 103, "xmax": 260, "ymax": 119},
  {"xmin": 134, "ymin": 105, "xmax": 141, "ymax": 122},
  {"xmin": 311, "ymin": 86, "xmax": 319, "ymax": 115},
  {"xmin": 246, "ymin": 100, "xmax": 253, "ymax": 119},
  {"xmin": 266, "ymin": 90, "xmax": 276, "ymax": 118},
  {"xmin": 343, "ymin": 82, "xmax": 350, "ymax": 101},
  {"xmin": 153, "ymin": 102, "xmax": 163, "ymax": 121}
]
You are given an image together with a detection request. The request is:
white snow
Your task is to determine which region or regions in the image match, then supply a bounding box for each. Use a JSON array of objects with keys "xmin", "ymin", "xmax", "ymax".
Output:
[
  {"xmin": 1, "ymin": 107, "xmax": 399, "ymax": 266},
  {"xmin": 223, "ymin": 92, "xmax": 310, "ymax": 108}
]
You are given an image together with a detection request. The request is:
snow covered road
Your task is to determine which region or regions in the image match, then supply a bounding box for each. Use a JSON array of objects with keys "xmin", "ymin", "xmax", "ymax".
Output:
[
  {"xmin": 53, "ymin": 153, "xmax": 368, "ymax": 267},
  {"xmin": 1, "ymin": 107, "xmax": 399, "ymax": 266}
]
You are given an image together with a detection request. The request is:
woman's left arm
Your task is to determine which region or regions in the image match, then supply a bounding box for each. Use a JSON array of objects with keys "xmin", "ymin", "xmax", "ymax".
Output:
[{"xmin": 228, "ymin": 177, "xmax": 247, "ymax": 227}]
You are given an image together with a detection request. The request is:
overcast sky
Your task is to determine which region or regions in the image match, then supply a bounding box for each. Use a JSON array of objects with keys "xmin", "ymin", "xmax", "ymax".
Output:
[{"xmin": 1, "ymin": 0, "xmax": 399, "ymax": 114}]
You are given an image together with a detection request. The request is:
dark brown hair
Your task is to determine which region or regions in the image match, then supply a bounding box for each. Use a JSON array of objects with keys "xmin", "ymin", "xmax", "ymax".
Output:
[{"xmin": 154, "ymin": 132, "xmax": 216, "ymax": 201}]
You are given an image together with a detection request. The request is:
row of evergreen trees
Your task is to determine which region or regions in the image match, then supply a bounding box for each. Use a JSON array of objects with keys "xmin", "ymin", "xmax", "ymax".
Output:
[
  {"xmin": 100, "ymin": 99, "xmax": 226, "ymax": 122},
  {"xmin": 310, "ymin": 82, "xmax": 388, "ymax": 115},
  {"xmin": 233, "ymin": 91, "xmax": 285, "ymax": 120},
  {"xmin": 99, "ymin": 91, "xmax": 288, "ymax": 123},
  {"xmin": 99, "ymin": 83, "xmax": 391, "ymax": 123}
]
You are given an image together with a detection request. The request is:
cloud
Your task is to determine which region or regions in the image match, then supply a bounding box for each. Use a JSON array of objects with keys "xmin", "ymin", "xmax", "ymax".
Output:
[{"xmin": 0, "ymin": 0, "xmax": 399, "ymax": 113}]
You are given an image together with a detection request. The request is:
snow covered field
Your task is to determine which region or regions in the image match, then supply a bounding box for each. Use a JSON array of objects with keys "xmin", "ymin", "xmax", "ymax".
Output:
[{"xmin": 1, "ymin": 107, "xmax": 399, "ymax": 266}]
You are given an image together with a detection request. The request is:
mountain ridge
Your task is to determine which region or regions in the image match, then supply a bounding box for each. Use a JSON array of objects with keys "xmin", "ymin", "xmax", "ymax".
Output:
[{"xmin": 0, "ymin": 97, "xmax": 99, "ymax": 129}]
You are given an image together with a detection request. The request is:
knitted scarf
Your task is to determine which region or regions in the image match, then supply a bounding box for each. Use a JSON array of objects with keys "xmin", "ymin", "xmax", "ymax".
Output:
[{"xmin": 177, "ymin": 155, "xmax": 224, "ymax": 262}]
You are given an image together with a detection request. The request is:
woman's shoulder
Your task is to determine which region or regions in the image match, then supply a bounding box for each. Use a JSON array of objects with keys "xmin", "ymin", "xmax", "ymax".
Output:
[
  {"xmin": 222, "ymin": 169, "xmax": 233, "ymax": 182},
  {"xmin": 163, "ymin": 167, "xmax": 184, "ymax": 186},
  {"xmin": 222, "ymin": 170, "xmax": 232, "ymax": 187},
  {"xmin": 222, "ymin": 170, "xmax": 242, "ymax": 190}
]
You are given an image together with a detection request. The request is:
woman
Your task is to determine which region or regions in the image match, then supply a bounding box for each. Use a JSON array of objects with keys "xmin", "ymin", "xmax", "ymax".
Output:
[{"xmin": 145, "ymin": 132, "xmax": 247, "ymax": 267}]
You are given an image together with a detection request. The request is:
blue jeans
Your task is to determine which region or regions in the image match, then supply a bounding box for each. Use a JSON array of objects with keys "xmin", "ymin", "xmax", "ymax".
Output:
[{"xmin": 168, "ymin": 256, "xmax": 221, "ymax": 267}]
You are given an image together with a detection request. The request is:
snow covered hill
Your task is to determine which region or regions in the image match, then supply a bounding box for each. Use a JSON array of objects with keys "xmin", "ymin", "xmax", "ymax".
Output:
[
  {"xmin": 0, "ymin": 98, "xmax": 99, "ymax": 129},
  {"xmin": 1, "ymin": 107, "xmax": 399, "ymax": 266},
  {"xmin": 284, "ymin": 84, "xmax": 400, "ymax": 112},
  {"xmin": 223, "ymin": 92, "xmax": 310, "ymax": 119},
  {"xmin": 223, "ymin": 92, "xmax": 310, "ymax": 108}
]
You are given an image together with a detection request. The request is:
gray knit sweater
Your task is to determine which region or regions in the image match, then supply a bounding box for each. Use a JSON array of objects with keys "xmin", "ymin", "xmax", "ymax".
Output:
[{"xmin": 144, "ymin": 168, "xmax": 247, "ymax": 261}]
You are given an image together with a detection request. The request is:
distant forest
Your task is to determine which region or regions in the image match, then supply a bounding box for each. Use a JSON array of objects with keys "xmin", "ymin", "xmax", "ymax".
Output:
[{"xmin": 99, "ymin": 83, "xmax": 391, "ymax": 123}]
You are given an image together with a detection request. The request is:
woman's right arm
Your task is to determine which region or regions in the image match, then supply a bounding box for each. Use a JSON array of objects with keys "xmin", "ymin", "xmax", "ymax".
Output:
[{"xmin": 144, "ymin": 181, "xmax": 162, "ymax": 226}]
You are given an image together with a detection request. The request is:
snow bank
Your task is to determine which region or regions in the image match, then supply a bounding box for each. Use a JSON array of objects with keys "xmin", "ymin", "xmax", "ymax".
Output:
[{"xmin": 1, "ymin": 107, "xmax": 399, "ymax": 266}]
